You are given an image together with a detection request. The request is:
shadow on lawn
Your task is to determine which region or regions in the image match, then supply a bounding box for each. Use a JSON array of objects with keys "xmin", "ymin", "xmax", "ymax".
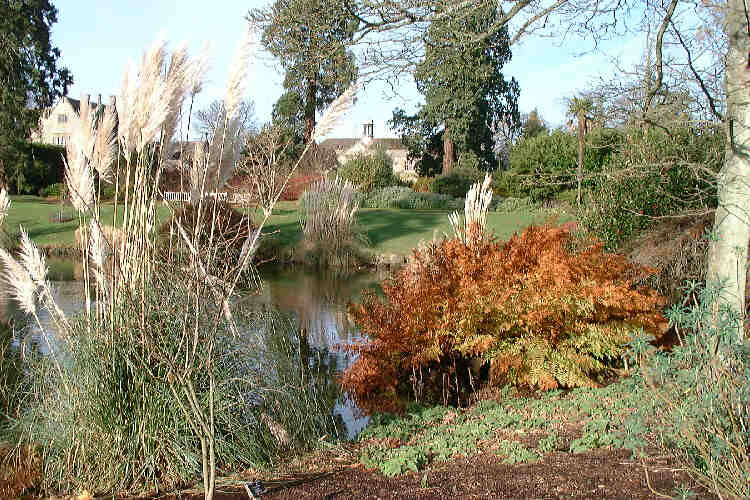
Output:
[{"xmin": 358, "ymin": 210, "xmax": 447, "ymax": 248}]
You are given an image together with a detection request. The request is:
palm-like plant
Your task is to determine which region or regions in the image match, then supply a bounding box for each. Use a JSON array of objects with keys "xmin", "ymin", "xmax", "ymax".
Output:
[{"xmin": 567, "ymin": 96, "xmax": 593, "ymax": 206}]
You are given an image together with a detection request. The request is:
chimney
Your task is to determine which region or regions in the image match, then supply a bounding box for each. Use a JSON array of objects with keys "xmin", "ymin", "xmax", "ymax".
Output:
[
  {"xmin": 362, "ymin": 120, "xmax": 374, "ymax": 139},
  {"xmin": 97, "ymin": 94, "xmax": 102, "ymax": 106},
  {"xmin": 109, "ymin": 95, "xmax": 116, "ymax": 107},
  {"xmin": 83, "ymin": 93, "xmax": 90, "ymax": 105}
]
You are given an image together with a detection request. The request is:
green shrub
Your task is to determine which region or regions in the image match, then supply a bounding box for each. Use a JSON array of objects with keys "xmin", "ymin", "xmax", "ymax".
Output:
[
  {"xmin": 578, "ymin": 126, "xmax": 722, "ymax": 250},
  {"xmin": 98, "ymin": 183, "xmax": 118, "ymax": 200},
  {"xmin": 429, "ymin": 166, "xmax": 484, "ymax": 198},
  {"xmin": 40, "ymin": 182, "xmax": 67, "ymax": 198},
  {"xmin": 338, "ymin": 148, "xmax": 398, "ymax": 193},
  {"xmin": 360, "ymin": 187, "xmax": 462, "ymax": 210},
  {"xmin": 579, "ymin": 167, "xmax": 710, "ymax": 250},
  {"xmin": 456, "ymin": 151, "xmax": 481, "ymax": 171},
  {"xmin": 505, "ymin": 129, "xmax": 619, "ymax": 201}
]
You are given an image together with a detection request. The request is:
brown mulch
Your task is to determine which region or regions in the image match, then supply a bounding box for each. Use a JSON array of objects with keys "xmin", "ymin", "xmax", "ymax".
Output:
[{"xmin": 146, "ymin": 448, "xmax": 712, "ymax": 500}]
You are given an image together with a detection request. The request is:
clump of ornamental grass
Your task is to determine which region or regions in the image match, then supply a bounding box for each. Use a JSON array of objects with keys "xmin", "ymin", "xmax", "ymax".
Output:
[
  {"xmin": 298, "ymin": 175, "xmax": 365, "ymax": 269},
  {"xmin": 0, "ymin": 31, "xmax": 359, "ymax": 500},
  {"xmin": 341, "ymin": 178, "xmax": 669, "ymax": 413}
]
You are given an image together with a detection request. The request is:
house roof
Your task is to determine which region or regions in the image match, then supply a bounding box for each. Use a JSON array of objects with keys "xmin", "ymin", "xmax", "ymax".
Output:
[
  {"xmin": 319, "ymin": 137, "xmax": 405, "ymax": 151},
  {"xmin": 64, "ymin": 97, "xmax": 109, "ymax": 114}
]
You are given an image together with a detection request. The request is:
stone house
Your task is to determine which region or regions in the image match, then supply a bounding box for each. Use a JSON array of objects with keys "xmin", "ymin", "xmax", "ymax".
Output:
[
  {"xmin": 32, "ymin": 93, "xmax": 116, "ymax": 146},
  {"xmin": 319, "ymin": 122, "xmax": 418, "ymax": 181}
]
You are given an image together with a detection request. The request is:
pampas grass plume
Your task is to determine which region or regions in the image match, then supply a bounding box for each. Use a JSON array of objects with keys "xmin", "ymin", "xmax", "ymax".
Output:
[
  {"xmin": 224, "ymin": 27, "xmax": 254, "ymax": 121},
  {"xmin": 450, "ymin": 174, "xmax": 493, "ymax": 242},
  {"xmin": 64, "ymin": 152, "xmax": 95, "ymax": 213},
  {"xmin": 0, "ymin": 187, "xmax": 9, "ymax": 226},
  {"xmin": 92, "ymin": 106, "xmax": 118, "ymax": 182},
  {"xmin": 18, "ymin": 229, "xmax": 48, "ymax": 286},
  {"xmin": 0, "ymin": 247, "xmax": 36, "ymax": 314},
  {"xmin": 312, "ymin": 83, "xmax": 360, "ymax": 142}
]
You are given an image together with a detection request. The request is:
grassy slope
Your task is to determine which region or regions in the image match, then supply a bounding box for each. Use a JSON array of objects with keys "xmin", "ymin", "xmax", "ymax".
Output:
[{"xmin": 8, "ymin": 197, "xmax": 571, "ymax": 256}]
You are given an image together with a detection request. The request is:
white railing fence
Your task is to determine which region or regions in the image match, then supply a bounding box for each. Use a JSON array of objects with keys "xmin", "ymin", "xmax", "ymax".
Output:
[{"xmin": 163, "ymin": 192, "xmax": 252, "ymax": 204}]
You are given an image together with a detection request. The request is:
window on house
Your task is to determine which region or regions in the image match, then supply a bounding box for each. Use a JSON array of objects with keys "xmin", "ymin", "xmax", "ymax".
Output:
[{"xmin": 57, "ymin": 114, "xmax": 68, "ymax": 124}]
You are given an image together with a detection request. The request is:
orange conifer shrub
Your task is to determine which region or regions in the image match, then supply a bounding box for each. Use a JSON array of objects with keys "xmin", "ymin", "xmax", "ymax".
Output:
[{"xmin": 340, "ymin": 225, "xmax": 668, "ymax": 413}]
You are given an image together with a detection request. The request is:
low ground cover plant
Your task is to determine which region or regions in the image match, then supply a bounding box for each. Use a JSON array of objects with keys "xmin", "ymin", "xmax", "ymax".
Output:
[
  {"xmin": 357, "ymin": 377, "xmax": 659, "ymax": 477},
  {"xmin": 341, "ymin": 224, "xmax": 668, "ymax": 413},
  {"xmin": 359, "ymin": 186, "xmax": 462, "ymax": 210}
]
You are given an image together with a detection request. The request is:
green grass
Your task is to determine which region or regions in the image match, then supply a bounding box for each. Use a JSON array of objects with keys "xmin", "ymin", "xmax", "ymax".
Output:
[
  {"xmin": 5, "ymin": 196, "xmax": 170, "ymax": 248},
  {"xmin": 257, "ymin": 201, "xmax": 572, "ymax": 257},
  {"xmin": 8, "ymin": 197, "xmax": 572, "ymax": 257}
]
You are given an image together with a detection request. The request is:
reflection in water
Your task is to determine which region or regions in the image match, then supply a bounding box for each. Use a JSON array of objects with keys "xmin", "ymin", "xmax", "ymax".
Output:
[{"xmin": 0, "ymin": 262, "xmax": 385, "ymax": 437}]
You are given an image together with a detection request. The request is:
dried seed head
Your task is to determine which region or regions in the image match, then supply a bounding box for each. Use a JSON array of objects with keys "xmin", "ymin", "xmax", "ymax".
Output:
[
  {"xmin": 91, "ymin": 106, "xmax": 118, "ymax": 182},
  {"xmin": 64, "ymin": 152, "xmax": 95, "ymax": 213},
  {"xmin": 18, "ymin": 229, "xmax": 48, "ymax": 286},
  {"xmin": 312, "ymin": 83, "xmax": 360, "ymax": 142},
  {"xmin": 224, "ymin": 27, "xmax": 255, "ymax": 122},
  {"xmin": 0, "ymin": 248, "xmax": 36, "ymax": 314},
  {"xmin": 0, "ymin": 187, "xmax": 10, "ymax": 226}
]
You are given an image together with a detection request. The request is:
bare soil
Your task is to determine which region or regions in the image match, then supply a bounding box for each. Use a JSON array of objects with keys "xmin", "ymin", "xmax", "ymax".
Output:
[{"xmin": 141, "ymin": 446, "xmax": 712, "ymax": 500}]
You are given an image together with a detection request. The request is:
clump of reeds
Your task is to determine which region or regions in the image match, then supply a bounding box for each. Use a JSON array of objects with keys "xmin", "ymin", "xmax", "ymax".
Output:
[
  {"xmin": 0, "ymin": 29, "xmax": 359, "ymax": 500},
  {"xmin": 298, "ymin": 175, "xmax": 363, "ymax": 268}
]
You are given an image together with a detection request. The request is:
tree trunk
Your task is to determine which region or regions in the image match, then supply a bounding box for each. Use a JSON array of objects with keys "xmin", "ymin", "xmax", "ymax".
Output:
[
  {"xmin": 443, "ymin": 130, "xmax": 455, "ymax": 174},
  {"xmin": 576, "ymin": 111, "xmax": 585, "ymax": 206},
  {"xmin": 304, "ymin": 77, "xmax": 317, "ymax": 144},
  {"xmin": 707, "ymin": 0, "xmax": 750, "ymax": 342}
]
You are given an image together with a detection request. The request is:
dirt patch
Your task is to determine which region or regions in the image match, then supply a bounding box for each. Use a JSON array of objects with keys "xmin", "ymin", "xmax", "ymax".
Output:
[{"xmin": 142, "ymin": 448, "xmax": 709, "ymax": 500}]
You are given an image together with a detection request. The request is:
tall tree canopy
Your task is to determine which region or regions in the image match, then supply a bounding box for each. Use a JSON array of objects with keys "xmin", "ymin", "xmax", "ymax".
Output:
[
  {"xmin": 0, "ymin": 0, "xmax": 72, "ymax": 181},
  {"xmin": 249, "ymin": 0, "xmax": 358, "ymax": 144},
  {"xmin": 391, "ymin": 0, "xmax": 520, "ymax": 172}
]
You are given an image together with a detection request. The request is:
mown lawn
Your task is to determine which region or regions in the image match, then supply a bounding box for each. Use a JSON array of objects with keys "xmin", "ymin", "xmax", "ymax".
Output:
[
  {"xmin": 5, "ymin": 196, "xmax": 172, "ymax": 248},
  {"xmin": 258, "ymin": 200, "xmax": 572, "ymax": 256},
  {"xmin": 6, "ymin": 197, "xmax": 571, "ymax": 256}
]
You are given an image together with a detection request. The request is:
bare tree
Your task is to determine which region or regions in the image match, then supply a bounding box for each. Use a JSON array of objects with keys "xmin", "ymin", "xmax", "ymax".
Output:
[{"xmin": 194, "ymin": 98, "xmax": 257, "ymax": 140}]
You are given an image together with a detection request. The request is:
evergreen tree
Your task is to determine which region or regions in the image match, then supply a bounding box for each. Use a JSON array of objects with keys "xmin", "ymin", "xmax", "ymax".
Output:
[
  {"xmin": 391, "ymin": 1, "xmax": 520, "ymax": 173},
  {"xmin": 0, "ymin": 0, "xmax": 72, "ymax": 185},
  {"xmin": 249, "ymin": 0, "xmax": 358, "ymax": 144}
]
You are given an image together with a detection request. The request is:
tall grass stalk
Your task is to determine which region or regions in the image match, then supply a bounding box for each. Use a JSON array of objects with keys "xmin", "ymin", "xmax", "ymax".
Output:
[{"xmin": 1, "ymin": 31, "xmax": 358, "ymax": 499}]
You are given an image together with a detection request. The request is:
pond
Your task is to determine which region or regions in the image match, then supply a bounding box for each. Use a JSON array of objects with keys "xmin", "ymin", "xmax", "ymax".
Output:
[{"xmin": 0, "ymin": 258, "xmax": 388, "ymax": 438}]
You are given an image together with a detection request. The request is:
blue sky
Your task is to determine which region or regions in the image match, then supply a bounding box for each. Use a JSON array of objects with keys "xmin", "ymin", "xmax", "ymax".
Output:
[{"xmin": 52, "ymin": 0, "xmax": 643, "ymax": 140}]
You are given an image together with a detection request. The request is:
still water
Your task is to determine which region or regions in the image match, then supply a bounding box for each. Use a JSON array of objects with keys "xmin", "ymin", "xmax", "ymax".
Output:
[{"xmin": 0, "ymin": 258, "xmax": 388, "ymax": 437}]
